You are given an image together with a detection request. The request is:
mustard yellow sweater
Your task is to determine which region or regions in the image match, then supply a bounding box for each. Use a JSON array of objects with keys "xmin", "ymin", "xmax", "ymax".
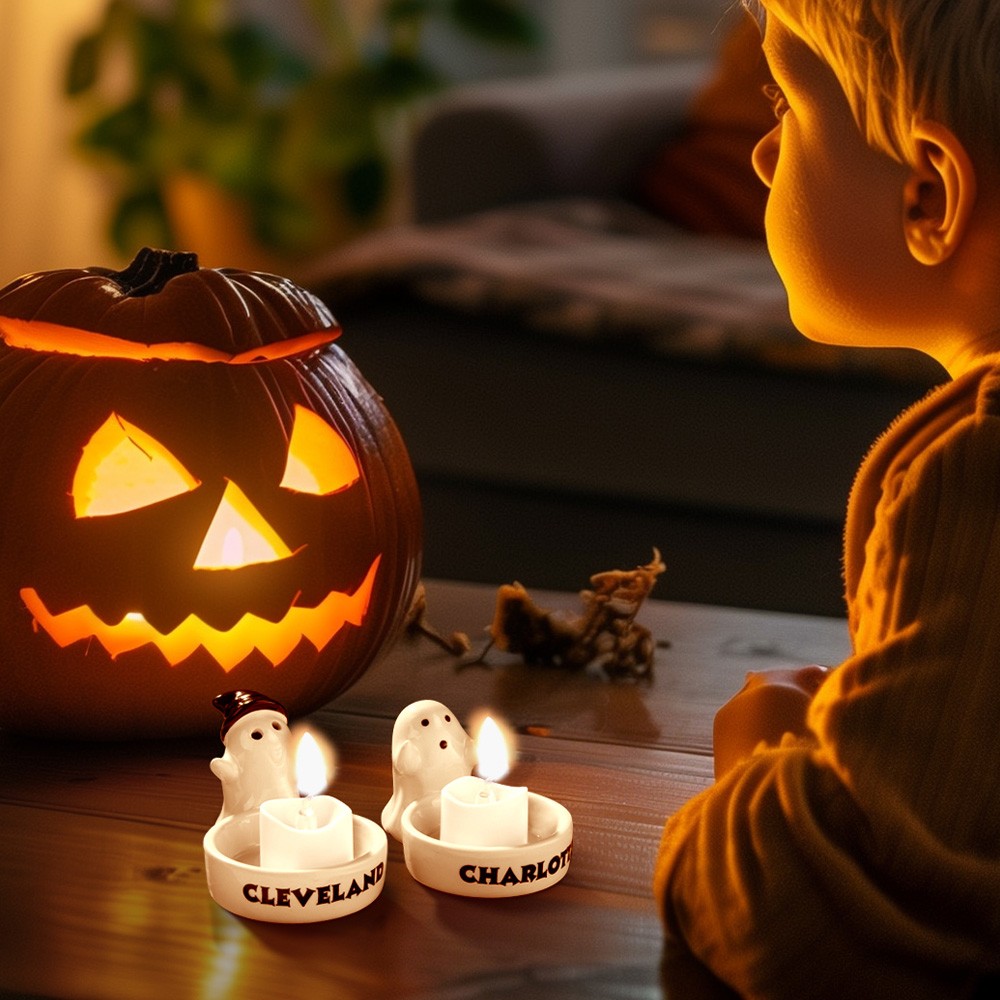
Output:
[{"xmin": 655, "ymin": 359, "xmax": 1000, "ymax": 998}]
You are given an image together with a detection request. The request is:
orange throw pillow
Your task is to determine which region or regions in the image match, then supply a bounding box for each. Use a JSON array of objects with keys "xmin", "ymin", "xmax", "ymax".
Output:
[{"xmin": 636, "ymin": 18, "xmax": 774, "ymax": 240}]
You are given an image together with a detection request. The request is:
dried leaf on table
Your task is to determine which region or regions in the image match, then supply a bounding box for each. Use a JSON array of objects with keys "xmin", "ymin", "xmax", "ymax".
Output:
[{"xmin": 487, "ymin": 549, "xmax": 665, "ymax": 680}]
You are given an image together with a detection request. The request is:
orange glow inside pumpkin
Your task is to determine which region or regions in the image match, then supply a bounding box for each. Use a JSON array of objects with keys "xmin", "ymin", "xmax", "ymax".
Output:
[
  {"xmin": 281, "ymin": 405, "xmax": 360, "ymax": 495},
  {"xmin": 0, "ymin": 316, "xmax": 339, "ymax": 363},
  {"xmin": 194, "ymin": 480, "xmax": 294, "ymax": 570},
  {"xmin": 74, "ymin": 406, "xmax": 360, "ymax": 527},
  {"xmin": 73, "ymin": 413, "xmax": 201, "ymax": 518},
  {"xmin": 21, "ymin": 402, "xmax": 383, "ymax": 670},
  {"xmin": 20, "ymin": 556, "xmax": 380, "ymax": 671}
]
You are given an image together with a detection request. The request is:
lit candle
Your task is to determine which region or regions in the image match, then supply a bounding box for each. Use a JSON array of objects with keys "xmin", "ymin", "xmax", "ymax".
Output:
[
  {"xmin": 259, "ymin": 729, "xmax": 354, "ymax": 869},
  {"xmin": 439, "ymin": 716, "xmax": 528, "ymax": 847}
]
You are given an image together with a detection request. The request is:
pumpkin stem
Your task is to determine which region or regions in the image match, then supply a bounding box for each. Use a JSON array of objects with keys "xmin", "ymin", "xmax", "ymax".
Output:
[{"xmin": 110, "ymin": 247, "xmax": 200, "ymax": 297}]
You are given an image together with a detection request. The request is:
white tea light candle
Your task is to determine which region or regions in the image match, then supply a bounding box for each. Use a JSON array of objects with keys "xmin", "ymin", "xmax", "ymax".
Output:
[
  {"xmin": 385, "ymin": 700, "xmax": 573, "ymax": 898},
  {"xmin": 259, "ymin": 729, "xmax": 354, "ymax": 869},
  {"xmin": 205, "ymin": 691, "xmax": 387, "ymax": 922},
  {"xmin": 439, "ymin": 717, "xmax": 528, "ymax": 847}
]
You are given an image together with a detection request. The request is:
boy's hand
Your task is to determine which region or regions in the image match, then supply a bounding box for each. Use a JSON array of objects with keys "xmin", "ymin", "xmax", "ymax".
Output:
[{"xmin": 712, "ymin": 666, "xmax": 830, "ymax": 780}]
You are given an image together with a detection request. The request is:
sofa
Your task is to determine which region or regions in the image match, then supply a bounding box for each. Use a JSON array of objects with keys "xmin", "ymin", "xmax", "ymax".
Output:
[{"xmin": 305, "ymin": 53, "xmax": 943, "ymax": 619}]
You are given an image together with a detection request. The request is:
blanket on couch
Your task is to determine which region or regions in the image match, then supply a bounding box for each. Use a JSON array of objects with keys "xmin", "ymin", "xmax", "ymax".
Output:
[{"xmin": 305, "ymin": 198, "xmax": 945, "ymax": 385}]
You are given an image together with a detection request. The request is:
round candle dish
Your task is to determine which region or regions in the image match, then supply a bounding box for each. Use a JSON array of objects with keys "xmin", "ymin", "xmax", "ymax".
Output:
[
  {"xmin": 400, "ymin": 791, "xmax": 573, "ymax": 898},
  {"xmin": 203, "ymin": 810, "xmax": 388, "ymax": 922}
]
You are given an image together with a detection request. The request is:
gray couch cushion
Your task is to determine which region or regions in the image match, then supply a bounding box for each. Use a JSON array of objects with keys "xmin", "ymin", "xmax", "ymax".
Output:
[{"xmin": 307, "ymin": 197, "xmax": 944, "ymax": 385}]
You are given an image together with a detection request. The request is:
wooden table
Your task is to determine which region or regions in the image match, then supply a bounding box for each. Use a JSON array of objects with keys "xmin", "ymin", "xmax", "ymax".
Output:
[{"xmin": 0, "ymin": 579, "xmax": 850, "ymax": 1000}]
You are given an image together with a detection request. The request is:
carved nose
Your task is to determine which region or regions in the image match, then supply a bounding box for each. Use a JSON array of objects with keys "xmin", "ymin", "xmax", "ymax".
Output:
[{"xmin": 193, "ymin": 480, "xmax": 293, "ymax": 570}]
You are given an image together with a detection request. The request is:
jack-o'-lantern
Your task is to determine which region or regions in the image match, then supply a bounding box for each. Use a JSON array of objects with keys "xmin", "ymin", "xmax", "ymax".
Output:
[{"xmin": 0, "ymin": 248, "xmax": 421, "ymax": 739}]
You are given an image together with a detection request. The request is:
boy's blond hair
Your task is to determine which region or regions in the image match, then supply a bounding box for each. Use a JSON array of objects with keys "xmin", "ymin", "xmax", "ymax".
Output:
[{"xmin": 747, "ymin": 0, "xmax": 1000, "ymax": 167}]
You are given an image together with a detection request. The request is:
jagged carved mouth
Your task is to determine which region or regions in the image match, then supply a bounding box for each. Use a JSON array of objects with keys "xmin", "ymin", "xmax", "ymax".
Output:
[{"xmin": 20, "ymin": 557, "xmax": 379, "ymax": 672}]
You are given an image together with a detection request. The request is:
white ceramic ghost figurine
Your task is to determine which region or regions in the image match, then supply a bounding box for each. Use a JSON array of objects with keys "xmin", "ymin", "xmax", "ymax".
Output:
[
  {"xmin": 209, "ymin": 690, "xmax": 296, "ymax": 822},
  {"xmin": 381, "ymin": 699, "xmax": 477, "ymax": 840}
]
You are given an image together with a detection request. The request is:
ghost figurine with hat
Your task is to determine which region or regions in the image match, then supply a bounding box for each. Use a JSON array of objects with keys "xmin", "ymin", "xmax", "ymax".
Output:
[{"xmin": 210, "ymin": 690, "xmax": 296, "ymax": 822}]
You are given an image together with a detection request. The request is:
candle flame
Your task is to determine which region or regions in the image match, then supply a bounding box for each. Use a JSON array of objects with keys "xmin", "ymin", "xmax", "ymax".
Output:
[
  {"xmin": 294, "ymin": 730, "xmax": 333, "ymax": 797},
  {"xmin": 475, "ymin": 716, "xmax": 510, "ymax": 782}
]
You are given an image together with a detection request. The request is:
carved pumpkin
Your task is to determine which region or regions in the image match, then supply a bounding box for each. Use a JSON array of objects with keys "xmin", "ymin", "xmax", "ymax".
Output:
[{"xmin": 0, "ymin": 248, "xmax": 421, "ymax": 739}]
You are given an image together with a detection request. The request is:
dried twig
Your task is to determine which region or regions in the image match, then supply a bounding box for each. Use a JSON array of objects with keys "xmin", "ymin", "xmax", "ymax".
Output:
[
  {"xmin": 404, "ymin": 584, "xmax": 471, "ymax": 656},
  {"xmin": 486, "ymin": 549, "xmax": 666, "ymax": 681}
]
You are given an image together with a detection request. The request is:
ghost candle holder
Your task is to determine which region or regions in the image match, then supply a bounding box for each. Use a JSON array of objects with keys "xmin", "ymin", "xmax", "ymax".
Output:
[
  {"xmin": 203, "ymin": 690, "xmax": 387, "ymax": 923},
  {"xmin": 383, "ymin": 700, "xmax": 573, "ymax": 898}
]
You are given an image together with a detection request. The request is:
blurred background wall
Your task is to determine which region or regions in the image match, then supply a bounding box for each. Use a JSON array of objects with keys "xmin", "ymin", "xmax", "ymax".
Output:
[
  {"xmin": 0, "ymin": 0, "xmax": 726, "ymax": 282},
  {"xmin": 0, "ymin": 0, "xmax": 117, "ymax": 279}
]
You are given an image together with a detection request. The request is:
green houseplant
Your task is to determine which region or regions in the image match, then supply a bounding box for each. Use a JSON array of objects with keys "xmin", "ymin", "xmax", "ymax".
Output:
[{"xmin": 65, "ymin": 0, "xmax": 541, "ymax": 267}]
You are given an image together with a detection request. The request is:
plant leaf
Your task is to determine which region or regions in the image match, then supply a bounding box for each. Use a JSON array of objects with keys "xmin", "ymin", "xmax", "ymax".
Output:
[
  {"xmin": 346, "ymin": 55, "xmax": 444, "ymax": 105},
  {"xmin": 134, "ymin": 12, "xmax": 180, "ymax": 82},
  {"xmin": 342, "ymin": 154, "xmax": 388, "ymax": 219},
  {"xmin": 386, "ymin": 0, "xmax": 437, "ymax": 24},
  {"xmin": 250, "ymin": 186, "xmax": 318, "ymax": 252},
  {"xmin": 78, "ymin": 100, "xmax": 153, "ymax": 164},
  {"xmin": 64, "ymin": 33, "xmax": 102, "ymax": 96},
  {"xmin": 110, "ymin": 187, "xmax": 173, "ymax": 255},
  {"xmin": 220, "ymin": 23, "xmax": 312, "ymax": 91},
  {"xmin": 447, "ymin": 0, "xmax": 542, "ymax": 47}
]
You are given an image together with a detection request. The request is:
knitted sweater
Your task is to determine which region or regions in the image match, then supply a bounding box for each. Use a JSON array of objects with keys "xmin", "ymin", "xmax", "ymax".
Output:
[{"xmin": 654, "ymin": 358, "xmax": 1000, "ymax": 999}]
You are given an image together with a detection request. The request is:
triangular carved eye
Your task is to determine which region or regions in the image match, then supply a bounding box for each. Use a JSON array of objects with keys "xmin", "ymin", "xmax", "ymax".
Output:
[
  {"xmin": 280, "ymin": 404, "xmax": 360, "ymax": 495},
  {"xmin": 73, "ymin": 413, "xmax": 200, "ymax": 518}
]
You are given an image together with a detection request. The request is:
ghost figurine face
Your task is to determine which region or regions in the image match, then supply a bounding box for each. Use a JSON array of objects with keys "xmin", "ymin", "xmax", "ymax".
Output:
[
  {"xmin": 381, "ymin": 699, "xmax": 477, "ymax": 840},
  {"xmin": 210, "ymin": 707, "xmax": 296, "ymax": 821},
  {"xmin": 232, "ymin": 710, "xmax": 290, "ymax": 767}
]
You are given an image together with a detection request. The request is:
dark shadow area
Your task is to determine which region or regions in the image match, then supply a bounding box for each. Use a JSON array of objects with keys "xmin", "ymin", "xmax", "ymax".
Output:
[{"xmin": 329, "ymin": 291, "xmax": 933, "ymax": 617}]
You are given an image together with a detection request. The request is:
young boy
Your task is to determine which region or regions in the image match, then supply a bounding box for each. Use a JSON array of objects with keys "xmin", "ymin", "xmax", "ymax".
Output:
[{"xmin": 654, "ymin": 2, "xmax": 1000, "ymax": 996}]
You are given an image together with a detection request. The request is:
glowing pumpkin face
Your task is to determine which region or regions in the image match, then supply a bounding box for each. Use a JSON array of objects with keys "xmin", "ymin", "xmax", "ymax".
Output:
[
  {"xmin": 0, "ymin": 249, "xmax": 421, "ymax": 739},
  {"xmin": 22, "ymin": 402, "xmax": 376, "ymax": 670}
]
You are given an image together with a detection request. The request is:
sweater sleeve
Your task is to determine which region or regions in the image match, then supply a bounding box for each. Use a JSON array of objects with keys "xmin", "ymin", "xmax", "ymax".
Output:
[{"xmin": 654, "ymin": 405, "xmax": 1000, "ymax": 999}]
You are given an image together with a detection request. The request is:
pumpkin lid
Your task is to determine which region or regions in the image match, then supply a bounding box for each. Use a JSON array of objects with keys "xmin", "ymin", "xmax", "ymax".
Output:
[{"xmin": 0, "ymin": 247, "xmax": 340, "ymax": 358}]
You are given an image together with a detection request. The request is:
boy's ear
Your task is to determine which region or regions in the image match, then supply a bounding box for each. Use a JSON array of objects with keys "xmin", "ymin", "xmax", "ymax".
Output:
[{"xmin": 903, "ymin": 121, "xmax": 977, "ymax": 266}]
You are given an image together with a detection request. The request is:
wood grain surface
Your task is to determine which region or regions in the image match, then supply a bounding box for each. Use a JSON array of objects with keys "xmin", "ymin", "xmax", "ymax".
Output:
[{"xmin": 0, "ymin": 579, "xmax": 849, "ymax": 1000}]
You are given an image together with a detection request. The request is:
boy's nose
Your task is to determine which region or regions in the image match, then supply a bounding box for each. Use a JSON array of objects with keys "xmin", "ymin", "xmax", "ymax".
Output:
[{"xmin": 752, "ymin": 123, "xmax": 781, "ymax": 189}]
